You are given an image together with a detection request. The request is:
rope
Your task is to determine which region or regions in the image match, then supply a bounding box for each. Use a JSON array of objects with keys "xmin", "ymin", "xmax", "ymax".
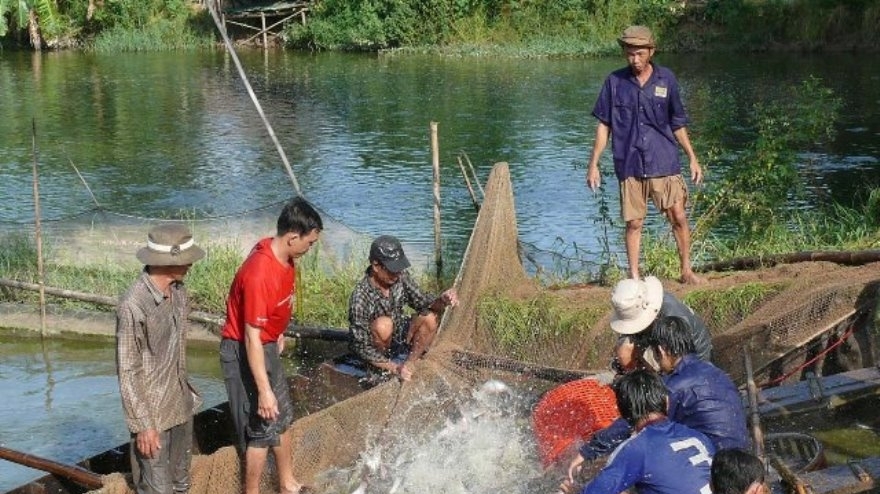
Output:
[{"xmin": 758, "ymin": 321, "xmax": 858, "ymax": 388}]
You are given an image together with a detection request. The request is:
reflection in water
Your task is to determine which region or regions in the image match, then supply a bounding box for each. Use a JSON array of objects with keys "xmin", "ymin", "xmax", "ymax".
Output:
[{"xmin": 0, "ymin": 333, "xmax": 227, "ymax": 492}]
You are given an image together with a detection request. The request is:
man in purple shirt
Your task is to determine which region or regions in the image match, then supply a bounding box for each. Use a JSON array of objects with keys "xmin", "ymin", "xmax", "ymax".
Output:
[{"xmin": 586, "ymin": 25, "xmax": 704, "ymax": 284}]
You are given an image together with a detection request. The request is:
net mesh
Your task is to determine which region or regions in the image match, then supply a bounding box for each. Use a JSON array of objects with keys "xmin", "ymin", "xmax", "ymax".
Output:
[{"xmin": 84, "ymin": 162, "xmax": 879, "ymax": 493}]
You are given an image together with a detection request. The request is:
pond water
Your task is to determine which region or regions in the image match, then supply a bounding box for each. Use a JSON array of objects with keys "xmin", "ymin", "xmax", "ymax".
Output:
[
  {"xmin": 0, "ymin": 333, "xmax": 228, "ymax": 491},
  {"xmin": 0, "ymin": 50, "xmax": 878, "ymax": 273},
  {"xmin": 1, "ymin": 48, "xmax": 880, "ymax": 491}
]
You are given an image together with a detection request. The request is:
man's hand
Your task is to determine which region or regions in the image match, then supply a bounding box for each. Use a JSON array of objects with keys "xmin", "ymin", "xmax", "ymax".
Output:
[
  {"xmin": 586, "ymin": 165, "xmax": 601, "ymax": 191},
  {"xmin": 440, "ymin": 288, "xmax": 459, "ymax": 308},
  {"xmin": 136, "ymin": 428, "xmax": 161, "ymax": 459},
  {"xmin": 257, "ymin": 388, "xmax": 280, "ymax": 421},
  {"xmin": 568, "ymin": 453, "xmax": 585, "ymax": 483},
  {"xmin": 397, "ymin": 363, "xmax": 412, "ymax": 382},
  {"xmin": 689, "ymin": 158, "xmax": 703, "ymax": 185}
]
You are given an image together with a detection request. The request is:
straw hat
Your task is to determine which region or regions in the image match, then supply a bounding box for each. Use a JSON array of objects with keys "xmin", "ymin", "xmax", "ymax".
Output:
[
  {"xmin": 610, "ymin": 276, "xmax": 664, "ymax": 335},
  {"xmin": 136, "ymin": 223, "xmax": 205, "ymax": 266}
]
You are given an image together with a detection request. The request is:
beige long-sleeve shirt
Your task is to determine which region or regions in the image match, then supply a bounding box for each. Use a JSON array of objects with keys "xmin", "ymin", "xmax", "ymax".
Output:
[{"xmin": 116, "ymin": 270, "xmax": 199, "ymax": 434}]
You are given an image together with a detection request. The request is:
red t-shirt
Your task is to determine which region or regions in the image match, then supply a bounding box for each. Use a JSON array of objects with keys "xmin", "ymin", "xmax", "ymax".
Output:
[{"xmin": 220, "ymin": 237, "xmax": 296, "ymax": 344}]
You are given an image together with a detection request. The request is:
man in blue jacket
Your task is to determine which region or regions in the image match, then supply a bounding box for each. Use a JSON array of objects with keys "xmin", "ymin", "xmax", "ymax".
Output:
[
  {"xmin": 651, "ymin": 316, "xmax": 749, "ymax": 451},
  {"xmin": 566, "ymin": 310, "xmax": 745, "ymax": 483},
  {"xmin": 561, "ymin": 369, "xmax": 715, "ymax": 494}
]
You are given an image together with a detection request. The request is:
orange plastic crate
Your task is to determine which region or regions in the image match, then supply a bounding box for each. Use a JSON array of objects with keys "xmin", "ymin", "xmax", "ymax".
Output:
[{"xmin": 532, "ymin": 378, "xmax": 620, "ymax": 466}]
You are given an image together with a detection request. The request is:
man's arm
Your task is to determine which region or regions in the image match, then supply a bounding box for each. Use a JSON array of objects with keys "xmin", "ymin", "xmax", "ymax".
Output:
[
  {"xmin": 586, "ymin": 122, "xmax": 610, "ymax": 191},
  {"xmin": 673, "ymin": 127, "xmax": 702, "ymax": 185},
  {"xmin": 244, "ymin": 323, "xmax": 278, "ymax": 421}
]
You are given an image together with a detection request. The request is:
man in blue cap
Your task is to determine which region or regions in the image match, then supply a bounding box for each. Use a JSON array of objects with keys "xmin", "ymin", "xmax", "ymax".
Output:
[{"xmin": 347, "ymin": 235, "xmax": 458, "ymax": 381}]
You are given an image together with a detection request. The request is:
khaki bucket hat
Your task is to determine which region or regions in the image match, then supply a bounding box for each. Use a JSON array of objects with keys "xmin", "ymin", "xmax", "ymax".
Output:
[
  {"xmin": 136, "ymin": 223, "xmax": 205, "ymax": 266},
  {"xmin": 617, "ymin": 25, "xmax": 655, "ymax": 48}
]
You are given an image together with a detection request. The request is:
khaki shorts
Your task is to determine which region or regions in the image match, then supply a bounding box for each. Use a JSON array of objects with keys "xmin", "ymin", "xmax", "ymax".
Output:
[{"xmin": 619, "ymin": 175, "xmax": 688, "ymax": 222}]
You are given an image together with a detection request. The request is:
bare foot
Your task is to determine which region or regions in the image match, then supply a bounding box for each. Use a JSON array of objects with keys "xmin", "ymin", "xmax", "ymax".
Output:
[{"xmin": 679, "ymin": 272, "xmax": 706, "ymax": 285}]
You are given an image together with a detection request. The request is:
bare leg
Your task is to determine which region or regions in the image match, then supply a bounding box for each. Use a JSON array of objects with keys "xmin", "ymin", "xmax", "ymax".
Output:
[
  {"xmin": 624, "ymin": 218, "xmax": 644, "ymax": 280},
  {"xmin": 244, "ymin": 446, "xmax": 268, "ymax": 494},
  {"xmin": 406, "ymin": 312, "xmax": 439, "ymax": 362},
  {"xmin": 274, "ymin": 433, "xmax": 301, "ymax": 494},
  {"xmin": 369, "ymin": 316, "xmax": 394, "ymax": 354},
  {"xmin": 665, "ymin": 202, "xmax": 704, "ymax": 284}
]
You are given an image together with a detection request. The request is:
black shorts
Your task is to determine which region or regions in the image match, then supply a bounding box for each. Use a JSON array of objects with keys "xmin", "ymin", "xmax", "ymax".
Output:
[{"xmin": 220, "ymin": 338, "xmax": 294, "ymax": 452}]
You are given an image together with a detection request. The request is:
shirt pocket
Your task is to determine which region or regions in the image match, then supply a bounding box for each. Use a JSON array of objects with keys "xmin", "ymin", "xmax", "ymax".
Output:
[{"xmin": 612, "ymin": 98, "xmax": 635, "ymax": 129}]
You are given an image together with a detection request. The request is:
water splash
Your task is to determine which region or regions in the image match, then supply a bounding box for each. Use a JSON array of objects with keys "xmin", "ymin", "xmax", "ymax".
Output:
[{"xmin": 315, "ymin": 380, "xmax": 561, "ymax": 494}]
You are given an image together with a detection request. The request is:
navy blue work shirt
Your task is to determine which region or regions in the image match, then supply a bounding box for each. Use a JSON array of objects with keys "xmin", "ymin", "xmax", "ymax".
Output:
[
  {"xmin": 664, "ymin": 354, "xmax": 750, "ymax": 451},
  {"xmin": 591, "ymin": 62, "xmax": 690, "ymax": 182}
]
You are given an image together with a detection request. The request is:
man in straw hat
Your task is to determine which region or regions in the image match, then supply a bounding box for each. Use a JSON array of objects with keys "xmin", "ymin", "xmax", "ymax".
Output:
[
  {"xmin": 585, "ymin": 25, "xmax": 705, "ymax": 284},
  {"xmin": 219, "ymin": 196, "xmax": 322, "ymax": 494},
  {"xmin": 116, "ymin": 223, "xmax": 205, "ymax": 494}
]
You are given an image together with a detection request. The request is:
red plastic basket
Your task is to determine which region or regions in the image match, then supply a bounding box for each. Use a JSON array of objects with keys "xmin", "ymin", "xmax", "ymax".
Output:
[{"xmin": 532, "ymin": 378, "xmax": 620, "ymax": 467}]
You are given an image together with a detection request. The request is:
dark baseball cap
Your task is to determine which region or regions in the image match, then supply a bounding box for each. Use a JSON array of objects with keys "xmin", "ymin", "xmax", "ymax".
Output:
[{"xmin": 369, "ymin": 235, "xmax": 411, "ymax": 273}]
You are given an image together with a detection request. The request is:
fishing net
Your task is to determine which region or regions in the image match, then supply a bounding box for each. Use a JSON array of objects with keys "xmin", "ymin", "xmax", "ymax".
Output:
[{"xmin": 84, "ymin": 162, "xmax": 880, "ymax": 493}]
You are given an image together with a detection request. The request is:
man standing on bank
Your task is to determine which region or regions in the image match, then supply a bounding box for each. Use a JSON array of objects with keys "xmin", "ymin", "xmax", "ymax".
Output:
[
  {"xmin": 586, "ymin": 25, "xmax": 704, "ymax": 284},
  {"xmin": 117, "ymin": 223, "xmax": 205, "ymax": 494},
  {"xmin": 348, "ymin": 235, "xmax": 458, "ymax": 382},
  {"xmin": 220, "ymin": 197, "xmax": 322, "ymax": 494}
]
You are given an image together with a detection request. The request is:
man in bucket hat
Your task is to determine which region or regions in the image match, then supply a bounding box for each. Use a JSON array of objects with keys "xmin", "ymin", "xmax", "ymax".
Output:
[
  {"xmin": 564, "ymin": 276, "xmax": 714, "ymax": 485},
  {"xmin": 116, "ymin": 223, "xmax": 205, "ymax": 494},
  {"xmin": 586, "ymin": 25, "xmax": 705, "ymax": 284},
  {"xmin": 347, "ymin": 235, "xmax": 458, "ymax": 381}
]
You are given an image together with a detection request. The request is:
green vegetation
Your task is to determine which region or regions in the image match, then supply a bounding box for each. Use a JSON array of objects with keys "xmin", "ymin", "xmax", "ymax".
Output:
[
  {"xmin": 682, "ymin": 282, "xmax": 787, "ymax": 334},
  {"xmin": 285, "ymin": 0, "xmax": 880, "ymax": 54},
  {"xmin": 477, "ymin": 292, "xmax": 605, "ymax": 359},
  {"xmin": 0, "ymin": 0, "xmax": 215, "ymax": 51},
  {"xmin": 2, "ymin": 0, "xmax": 879, "ymax": 54},
  {"xmin": 0, "ymin": 234, "xmax": 452, "ymax": 330}
]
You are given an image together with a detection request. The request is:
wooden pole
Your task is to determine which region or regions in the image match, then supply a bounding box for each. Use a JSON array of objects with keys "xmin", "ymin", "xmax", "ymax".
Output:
[
  {"xmin": 463, "ymin": 152, "xmax": 485, "ymax": 200},
  {"xmin": 744, "ymin": 347, "xmax": 766, "ymax": 462},
  {"xmin": 207, "ymin": 2, "xmax": 302, "ymax": 195},
  {"xmin": 0, "ymin": 446, "xmax": 103, "ymax": 490},
  {"xmin": 458, "ymin": 155, "xmax": 480, "ymax": 211},
  {"xmin": 430, "ymin": 121, "xmax": 442, "ymax": 279},
  {"xmin": 31, "ymin": 119, "xmax": 47, "ymax": 337},
  {"xmin": 260, "ymin": 11, "xmax": 267, "ymax": 48}
]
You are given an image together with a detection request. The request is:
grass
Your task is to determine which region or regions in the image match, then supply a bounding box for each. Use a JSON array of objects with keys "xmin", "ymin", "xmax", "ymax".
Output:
[
  {"xmin": 477, "ymin": 291, "xmax": 605, "ymax": 360},
  {"xmin": 0, "ymin": 234, "xmax": 451, "ymax": 330},
  {"xmin": 682, "ymin": 282, "xmax": 787, "ymax": 335}
]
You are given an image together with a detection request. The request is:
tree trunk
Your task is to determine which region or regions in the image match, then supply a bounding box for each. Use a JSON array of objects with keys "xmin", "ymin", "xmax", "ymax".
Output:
[{"xmin": 28, "ymin": 8, "xmax": 42, "ymax": 51}]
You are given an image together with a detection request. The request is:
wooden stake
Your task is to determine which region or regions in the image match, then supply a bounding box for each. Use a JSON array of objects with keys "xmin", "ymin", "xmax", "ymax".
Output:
[
  {"xmin": 31, "ymin": 119, "xmax": 47, "ymax": 337},
  {"xmin": 463, "ymin": 152, "xmax": 485, "ymax": 200},
  {"xmin": 458, "ymin": 155, "xmax": 480, "ymax": 211},
  {"xmin": 744, "ymin": 347, "xmax": 765, "ymax": 462},
  {"xmin": 431, "ymin": 121, "xmax": 442, "ymax": 279}
]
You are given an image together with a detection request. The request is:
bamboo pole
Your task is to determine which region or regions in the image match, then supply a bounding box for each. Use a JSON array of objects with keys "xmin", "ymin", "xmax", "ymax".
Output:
[
  {"xmin": 0, "ymin": 446, "xmax": 103, "ymax": 490},
  {"xmin": 431, "ymin": 121, "xmax": 442, "ymax": 279},
  {"xmin": 696, "ymin": 249, "xmax": 880, "ymax": 273},
  {"xmin": 744, "ymin": 347, "xmax": 766, "ymax": 462},
  {"xmin": 463, "ymin": 152, "xmax": 485, "ymax": 200},
  {"xmin": 31, "ymin": 119, "xmax": 47, "ymax": 337},
  {"xmin": 207, "ymin": 2, "xmax": 301, "ymax": 195},
  {"xmin": 458, "ymin": 155, "xmax": 480, "ymax": 211}
]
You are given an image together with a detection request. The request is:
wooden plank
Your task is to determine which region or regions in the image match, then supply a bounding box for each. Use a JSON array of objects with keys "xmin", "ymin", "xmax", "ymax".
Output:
[
  {"xmin": 755, "ymin": 367, "xmax": 880, "ymax": 418},
  {"xmin": 797, "ymin": 457, "xmax": 880, "ymax": 494}
]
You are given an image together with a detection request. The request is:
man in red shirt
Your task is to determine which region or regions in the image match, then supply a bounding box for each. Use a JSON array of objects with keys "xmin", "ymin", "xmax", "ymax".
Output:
[{"xmin": 220, "ymin": 196, "xmax": 322, "ymax": 494}]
